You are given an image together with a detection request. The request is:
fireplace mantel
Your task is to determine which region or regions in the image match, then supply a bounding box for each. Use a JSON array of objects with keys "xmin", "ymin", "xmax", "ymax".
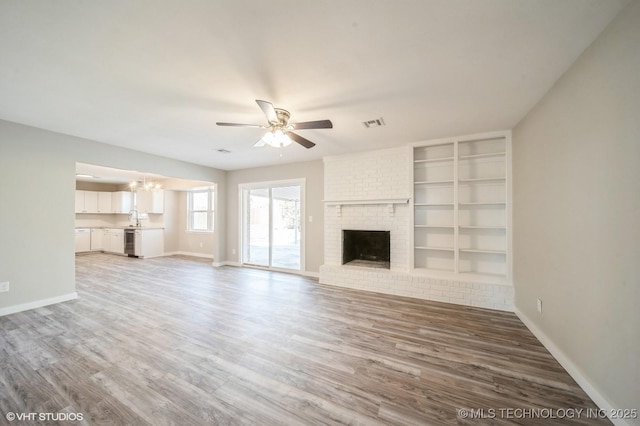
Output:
[{"xmin": 324, "ymin": 198, "xmax": 409, "ymax": 216}]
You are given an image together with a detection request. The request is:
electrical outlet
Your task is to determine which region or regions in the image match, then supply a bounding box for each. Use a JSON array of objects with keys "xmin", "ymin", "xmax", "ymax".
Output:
[
  {"xmin": 537, "ymin": 298, "xmax": 543, "ymax": 314},
  {"xmin": 199, "ymin": 242, "xmax": 203, "ymax": 248},
  {"xmin": 232, "ymin": 249, "xmax": 236, "ymax": 255},
  {"xmin": 0, "ymin": 281, "xmax": 9, "ymax": 293},
  {"xmin": 309, "ymin": 216, "xmax": 313, "ymax": 222}
]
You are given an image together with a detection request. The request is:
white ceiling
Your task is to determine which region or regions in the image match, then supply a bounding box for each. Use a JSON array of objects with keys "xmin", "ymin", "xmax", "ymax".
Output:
[{"xmin": 0, "ymin": 0, "xmax": 628, "ymax": 171}]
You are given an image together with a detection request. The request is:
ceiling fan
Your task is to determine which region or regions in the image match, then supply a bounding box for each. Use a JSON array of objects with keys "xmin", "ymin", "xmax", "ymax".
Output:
[{"xmin": 216, "ymin": 100, "xmax": 332, "ymax": 149}]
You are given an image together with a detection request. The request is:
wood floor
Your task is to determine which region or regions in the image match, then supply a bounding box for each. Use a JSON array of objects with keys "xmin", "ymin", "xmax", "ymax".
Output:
[{"xmin": 0, "ymin": 254, "xmax": 607, "ymax": 425}]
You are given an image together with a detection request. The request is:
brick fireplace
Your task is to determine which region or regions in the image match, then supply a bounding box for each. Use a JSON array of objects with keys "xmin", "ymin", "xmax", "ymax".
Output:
[{"xmin": 319, "ymin": 146, "xmax": 513, "ymax": 311}]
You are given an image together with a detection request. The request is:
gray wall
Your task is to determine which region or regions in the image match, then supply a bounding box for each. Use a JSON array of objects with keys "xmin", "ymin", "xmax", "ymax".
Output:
[
  {"xmin": 0, "ymin": 119, "xmax": 226, "ymax": 311},
  {"xmin": 175, "ymin": 191, "xmax": 216, "ymax": 258},
  {"xmin": 513, "ymin": 0, "xmax": 639, "ymax": 416},
  {"xmin": 226, "ymin": 160, "xmax": 324, "ymax": 274},
  {"xmin": 162, "ymin": 177, "xmax": 218, "ymax": 258},
  {"xmin": 163, "ymin": 190, "xmax": 180, "ymax": 254}
]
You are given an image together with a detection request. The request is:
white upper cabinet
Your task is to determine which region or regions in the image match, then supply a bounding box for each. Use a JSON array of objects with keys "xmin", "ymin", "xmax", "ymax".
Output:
[
  {"xmin": 97, "ymin": 192, "xmax": 112, "ymax": 214},
  {"xmin": 111, "ymin": 191, "xmax": 133, "ymax": 214},
  {"xmin": 136, "ymin": 190, "xmax": 164, "ymax": 214},
  {"xmin": 75, "ymin": 191, "xmax": 84, "ymax": 213},
  {"xmin": 76, "ymin": 190, "xmax": 134, "ymax": 214},
  {"xmin": 75, "ymin": 190, "xmax": 98, "ymax": 213}
]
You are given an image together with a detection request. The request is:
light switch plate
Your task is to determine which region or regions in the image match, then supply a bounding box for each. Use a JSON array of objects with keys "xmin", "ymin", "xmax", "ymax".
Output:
[{"xmin": 0, "ymin": 282, "xmax": 9, "ymax": 293}]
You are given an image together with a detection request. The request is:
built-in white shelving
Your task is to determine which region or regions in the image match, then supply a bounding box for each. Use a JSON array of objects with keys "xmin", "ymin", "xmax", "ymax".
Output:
[{"xmin": 412, "ymin": 132, "xmax": 511, "ymax": 282}]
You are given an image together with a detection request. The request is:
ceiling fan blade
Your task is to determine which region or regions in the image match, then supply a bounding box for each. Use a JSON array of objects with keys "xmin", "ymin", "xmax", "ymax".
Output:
[
  {"xmin": 292, "ymin": 120, "xmax": 333, "ymax": 130},
  {"xmin": 254, "ymin": 138, "xmax": 266, "ymax": 147},
  {"xmin": 288, "ymin": 132, "xmax": 316, "ymax": 149},
  {"xmin": 216, "ymin": 122, "xmax": 264, "ymax": 128},
  {"xmin": 256, "ymin": 100, "xmax": 278, "ymax": 124}
]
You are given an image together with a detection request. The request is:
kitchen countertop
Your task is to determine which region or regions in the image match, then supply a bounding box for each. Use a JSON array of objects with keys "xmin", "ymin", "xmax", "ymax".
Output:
[{"xmin": 75, "ymin": 226, "xmax": 165, "ymax": 230}]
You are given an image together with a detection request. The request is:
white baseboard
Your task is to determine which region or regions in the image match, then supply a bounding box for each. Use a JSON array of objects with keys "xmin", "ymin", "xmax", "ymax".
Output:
[
  {"xmin": 212, "ymin": 261, "xmax": 241, "ymax": 267},
  {"xmin": 0, "ymin": 292, "xmax": 78, "ymax": 317},
  {"xmin": 226, "ymin": 262, "xmax": 319, "ymax": 279},
  {"xmin": 514, "ymin": 307, "xmax": 630, "ymax": 426},
  {"xmin": 164, "ymin": 251, "xmax": 214, "ymax": 260},
  {"xmin": 301, "ymin": 271, "xmax": 320, "ymax": 279}
]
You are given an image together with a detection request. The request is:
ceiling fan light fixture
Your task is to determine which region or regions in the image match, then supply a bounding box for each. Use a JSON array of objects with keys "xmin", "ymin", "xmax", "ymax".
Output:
[{"xmin": 261, "ymin": 129, "xmax": 292, "ymax": 148}]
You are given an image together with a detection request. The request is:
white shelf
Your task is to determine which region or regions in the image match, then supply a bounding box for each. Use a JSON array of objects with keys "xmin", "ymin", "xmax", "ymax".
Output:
[
  {"xmin": 414, "ymin": 180, "xmax": 454, "ymax": 185},
  {"xmin": 459, "ymin": 248, "xmax": 506, "ymax": 255},
  {"xmin": 458, "ymin": 177, "xmax": 505, "ymax": 183},
  {"xmin": 459, "ymin": 152, "xmax": 505, "ymax": 160},
  {"xmin": 458, "ymin": 271, "xmax": 507, "ymax": 279},
  {"xmin": 414, "ymin": 157, "xmax": 454, "ymax": 164},
  {"xmin": 323, "ymin": 198, "xmax": 409, "ymax": 206},
  {"xmin": 414, "ymin": 267, "xmax": 455, "ymax": 273},
  {"xmin": 458, "ymin": 202, "xmax": 506, "ymax": 206},
  {"xmin": 415, "ymin": 246, "xmax": 455, "ymax": 252},
  {"xmin": 413, "ymin": 132, "xmax": 511, "ymax": 282},
  {"xmin": 459, "ymin": 226, "xmax": 506, "ymax": 230}
]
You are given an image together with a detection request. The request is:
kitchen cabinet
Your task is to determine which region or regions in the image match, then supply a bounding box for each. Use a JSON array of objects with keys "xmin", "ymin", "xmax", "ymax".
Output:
[
  {"xmin": 102, "ymin": 228, "xmax": 124, "ymax": 254},
  {"xmin": 114, "ymin": 229, "xmax": 125, "ymax": 254},
  {"xmin": 75, "ymin": 190, "xmax": 98, "ymax": 213},
  {"xmin": 97, "ymin": 192, "xmax": 112, "ymax": 213},
  {"xmin": 112, "ymin": 191, "xmax": 133, "ymax": 214},
  {"xmin": 90, "ymin": 229, "xmax": 103, "ymax": 251},
  {"xmin": 136, "ymin": 190, "xmax": 164, "ymax": 214},
  {"xmin": 76, "ymin": 190, "xmax": 131, "ymax": 214},
  {"xmin": 83, "ymin": 227, "xmax": 165, "ymax": 258},
  {"xmin": 102, "ymin": 229, "xmax": 111, "ymax": 252},
  {"xmin": 75, "ymin": 228, "xmax": 91, "ymax": 253},
  {"xmin": 75, "ymin": 191, "xmax": 83, "ymax": 213},
  {"xmin": 138, "ymin": 229, "xmax": 164, "ymax": 258}
]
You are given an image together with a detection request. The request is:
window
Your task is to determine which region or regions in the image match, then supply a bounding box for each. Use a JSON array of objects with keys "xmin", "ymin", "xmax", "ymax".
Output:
[{"xmin": 187, "ymin": 189, "xmax": 214, "ymax": 232}]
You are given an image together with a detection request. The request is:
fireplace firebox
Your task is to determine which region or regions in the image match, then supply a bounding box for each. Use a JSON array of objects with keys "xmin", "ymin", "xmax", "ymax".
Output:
[{"xmin": 342, "ymin": 230, "xmax": 390, "ymax": 269}]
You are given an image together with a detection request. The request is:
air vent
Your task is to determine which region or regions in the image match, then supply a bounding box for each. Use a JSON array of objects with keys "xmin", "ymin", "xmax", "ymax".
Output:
[
  {"xmin": 362, "ymin": 117, "xmax": 385, "ymax": 128},
  {"xmin": 216, "ymin": 149, "xmax": 231, "ymax": 154}
]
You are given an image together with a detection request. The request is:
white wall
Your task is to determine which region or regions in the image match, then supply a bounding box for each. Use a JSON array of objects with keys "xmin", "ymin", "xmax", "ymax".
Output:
[
  {"xmin": 0, "ymin": 119, "xmax": 226, "ymax": 313},
  {"xmin": 225, "ymin": 160, "xmax": 324, "ymax": 274},
  {"xmin": 513, "ymin": 0, "xmax": 640, "ymax": 420}
]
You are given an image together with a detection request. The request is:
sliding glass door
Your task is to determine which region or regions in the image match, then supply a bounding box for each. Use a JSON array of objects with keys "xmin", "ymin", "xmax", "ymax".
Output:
[
  {"xmin": 271, "ymin": 185, "xmax": 301, "ymax": 269},
  {"xmin": 241, "ymin": 180, "xmax": 303, "ymax": 271},
  {"xmin": 246, "ymin": 188, "xmax": 270, "ymax": 266}
]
